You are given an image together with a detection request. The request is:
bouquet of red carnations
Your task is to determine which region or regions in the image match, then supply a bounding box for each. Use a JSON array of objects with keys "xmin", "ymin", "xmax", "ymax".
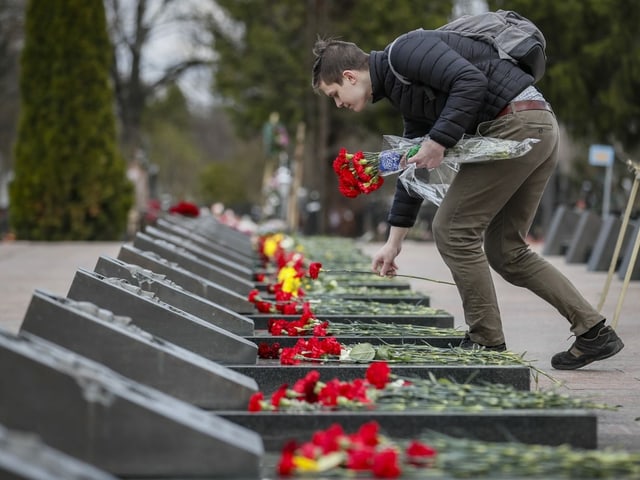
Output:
[{"xmin": 333, "ymin": 135, "xmax": 539, "ymax": 205}]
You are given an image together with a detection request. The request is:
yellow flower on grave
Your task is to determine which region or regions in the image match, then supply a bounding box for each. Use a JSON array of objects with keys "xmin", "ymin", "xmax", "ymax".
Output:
[
  {"xmin": 277, "ymin": 265, "xmax": 297, "ymax": 283},
  {"xmin": 293, "ymin": 455, "xmax": 318, "ymax": 472},
  {"xmin": 263, "ymin": 233, "xmax": 284, "ymax": 258},
  {"xmin": 278, "ymin": 265, "xmax": 301, "ymax": 296},
  {"xmin": 282, "ymin": 276, "xmax": 301, "ymax": 296}
]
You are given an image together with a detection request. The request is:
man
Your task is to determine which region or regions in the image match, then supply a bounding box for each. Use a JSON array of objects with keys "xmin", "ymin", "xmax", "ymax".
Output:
[{"xmin": 311, "ymin": 27, "xmax": 624, "ymax": 370}]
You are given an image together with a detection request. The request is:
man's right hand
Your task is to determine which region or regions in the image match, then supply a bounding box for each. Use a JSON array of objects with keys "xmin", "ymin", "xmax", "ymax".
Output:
[{"xmin": 371, "ymin": 226, "xmax": 409, "ymax": 276}]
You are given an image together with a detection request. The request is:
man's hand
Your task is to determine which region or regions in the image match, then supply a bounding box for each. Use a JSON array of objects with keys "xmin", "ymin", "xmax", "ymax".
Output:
[
  {"xmin": 406, "ymin": 138, "xmax": 446, "ymax": 170},
  {"xmin": 371, "ymin": 243, "xmax": 400, "ymax": 276},
  {"xmin": 371, "ymin": 226, "xmax": 409, "ymax": 276}
]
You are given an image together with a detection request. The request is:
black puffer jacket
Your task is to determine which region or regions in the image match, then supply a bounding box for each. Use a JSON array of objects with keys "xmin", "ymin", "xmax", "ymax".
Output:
[{"xmin": 369, "ymin": 28, "xmax": 535, "ymax": 227}]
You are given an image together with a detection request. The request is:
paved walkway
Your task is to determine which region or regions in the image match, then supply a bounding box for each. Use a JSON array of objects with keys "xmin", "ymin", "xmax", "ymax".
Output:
[
  {"xmin": 360, "ymin": 239, "xmax": 640, "ymax": 453},
  {"xmin": 0, "ymin": 238, "xmax": 638, "ymax": 452}
]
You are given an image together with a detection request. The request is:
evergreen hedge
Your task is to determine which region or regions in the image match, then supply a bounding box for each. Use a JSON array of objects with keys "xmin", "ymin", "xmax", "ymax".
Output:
[{"xmin": 10, "ymin": 0, "xmax": 132, "ymax": 240}]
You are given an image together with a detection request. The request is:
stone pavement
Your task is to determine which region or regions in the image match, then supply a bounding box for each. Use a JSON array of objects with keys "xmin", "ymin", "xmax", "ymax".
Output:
[{"xmin": 0, "ymin": 238, "xmax": 638, "ymax": 452}]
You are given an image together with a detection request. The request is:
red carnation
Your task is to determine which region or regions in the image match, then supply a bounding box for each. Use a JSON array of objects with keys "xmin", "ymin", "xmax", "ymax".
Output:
[
  {"xmin": 277, "ymin": 450, "xmax": 295, "ymax": 476},
  {"xmin": 346, "ymin": 446, "xmax": 374, "ymax": 471},
  {"xmin": 255, "ymin": 300, "xmax": 273, "ymax": 313},
  {"xmin": 248, "ymin": 289, "xmax": 260, "ymax": 303},
  {"xmin": 168, "ymin": 200, "xmax": 200, "ymax": 217},
  {"xmin": 271, "ymin": 384, "xmax": 289, "ymax": 409},
  {"xmin": 356, "ymin": 421, "xmax": 380, "ymax": 447},
  {"xmin": 372, "ymin": 448, "xmax": 401, "ymax": 478},
  {"xmin": 248, "ymin": 392, "xmax": 263, "ymax": 412},
  {"xmin": 308, "ymin": 262, "xmax": 323, "ymax": 279},
  {"xmin": 366, "ymin": 361, "xmax": 391, "ymax": 389},
  {"xmin": 406, "ymin": 440, "xmax": 437, "ymax": 466}
]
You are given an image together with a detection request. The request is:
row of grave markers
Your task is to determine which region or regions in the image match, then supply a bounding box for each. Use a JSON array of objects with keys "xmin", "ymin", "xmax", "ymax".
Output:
[
  {"xmin": 0, "ymin": 212, "xmax": 599, "ymax": 479},
  {"xmin": 544, "ymin": 204, "xmax": 640, "ymax": 277}
]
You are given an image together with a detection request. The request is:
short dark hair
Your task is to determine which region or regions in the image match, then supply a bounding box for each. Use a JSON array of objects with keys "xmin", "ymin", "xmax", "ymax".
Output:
[{"xmin": 311, "ymin": 37, "xmax": 369, "ymax": 91}]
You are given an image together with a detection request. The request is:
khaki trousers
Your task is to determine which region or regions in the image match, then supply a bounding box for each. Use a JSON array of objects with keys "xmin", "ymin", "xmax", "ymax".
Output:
[{"xmin": 432, "ymin": 109, "xmax": 604, "ymax": 346}]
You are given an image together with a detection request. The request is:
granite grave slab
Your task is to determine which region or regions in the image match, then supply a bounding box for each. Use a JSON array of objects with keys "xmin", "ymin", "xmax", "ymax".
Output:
[
  {"xmin": 0, "ymin": 423, "xmax": 117, "ymax": 480},
  {"xmin": 248, "ymin": 313, "xmax": 455, "ymax": 330},
  {"xmin": 94, "ymin": 255, "xmax": 254, "ymax": 335},
  {"xmin": 66, "ymin": 268, "xmax": 257, "ymax": 364},
  {"xmin": 133, "ymin": 232, "xmax": 254, "ymax": 295},
  {"xmin": 220, "ymin": 409, "xmax": 597, "ymax": 451},
  {"xmin": 143, "ymin": 224, "xmax": 254, "ymax": 279},
  {"xmin": 565, "ymin": 210, "xmax": 602, "ymax": 264},
  {"xmin": 154, "ymin": 217, "xmax": 256, "ymax": 268},
  {"xmin": 230, "ymin": 362, "xmax": 531, "ymax": 392},
  {"xmin": 587, "ymin": 216, "xmax": 633, "ymax": 272},
  {"xmin": 117, "ymin": 244, "xmax": 254, "ymax": 313},
  {"xmin": 262, "ymin": 292, "xmax": 431, "ymax": 305},
  {"xmin": 618, "ymin": 222, "xmax": 640, "ymax": 280},
  {"xmin": 248, "ymin": 333, "xmax": 463, "ymax": 349},
  {"xmin": 253, "ymin": 278, "xmax": 413, "ymax": 292},
  {"xmin": 158, "ymin": 214, "xmax": 253, "ymax": 259},
  {"xmin": 20, "ymin": 290, "xmax": 257, "ymax": 409},
  {"xmin": 0, "ymin": 329, "xmax": 263, "ymax": 478},
  {"xmin": 542, "ymin": 205, "xmax": 581, "ymax": 256}
]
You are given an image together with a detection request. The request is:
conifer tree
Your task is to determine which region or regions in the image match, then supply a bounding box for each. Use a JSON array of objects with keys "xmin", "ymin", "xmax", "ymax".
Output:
[{"xmin": 10, "ymin": 0, "xmax": 132, "ymax": 240}]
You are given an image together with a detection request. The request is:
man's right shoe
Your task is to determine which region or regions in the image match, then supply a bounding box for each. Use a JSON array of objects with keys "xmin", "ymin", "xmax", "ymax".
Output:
[
  {"xmin": 551, "ymin": 325, "xmax": 624, "ymax": 370},
  {"xmin": 459, "ymin": 333, "xmax": 507, "ymax": 352}
]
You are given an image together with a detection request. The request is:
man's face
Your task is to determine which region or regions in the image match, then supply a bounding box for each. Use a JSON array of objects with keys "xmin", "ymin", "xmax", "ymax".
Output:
[{"xmin": 319, "ymin": 70, "xmax": 370, "ymax": 112}]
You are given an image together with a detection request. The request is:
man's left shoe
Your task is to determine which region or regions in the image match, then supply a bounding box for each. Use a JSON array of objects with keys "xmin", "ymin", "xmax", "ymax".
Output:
[
  {"xmin": 551, "ymin": 326, "xmax": 624, "ymax": 370},
  {"xmin": 459, "ymin": 333, "xmax": 507, "ymax": 352}
]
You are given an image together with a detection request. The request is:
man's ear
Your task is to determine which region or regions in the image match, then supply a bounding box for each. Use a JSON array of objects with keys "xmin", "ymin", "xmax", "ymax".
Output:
[{"xmin": 342, "ymin": 70, "xmax": 358, "ymax": 84}]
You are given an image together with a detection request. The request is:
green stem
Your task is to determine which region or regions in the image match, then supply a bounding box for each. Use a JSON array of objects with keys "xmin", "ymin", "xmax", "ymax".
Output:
[{"xmin": 321, "ymin": 269, "xmax": 455, "ymax": 286}]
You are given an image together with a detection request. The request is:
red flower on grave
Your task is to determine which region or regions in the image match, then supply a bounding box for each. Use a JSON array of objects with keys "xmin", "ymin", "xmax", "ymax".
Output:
[
  {"xmin": 308, "ymin": 262, "xmax": 323, "ymax": 279},
  {"xmin": 248, "ymin": 289, "xmax": 260, "ymax": 303},
  {"xmin": 372, "ymin": 448, "xmax": 402, "ymax": 478},
  {"xmin": 248, "ymin": 392, "xmax": 264, "ymax": 412},
  {"xmin": 311, "ymin": 423, "xmax": 344, "ymax": 454},
  {"xmin": 366, "ymin": 361, "xmax": 392, "ymax": 389},
  {"xmin": 257, "ymin": 342, "xmax": 281, "ymax": 359},
  {"xmin": 312, "ymin": 321, "xmax": 329, "ymax": 337},
  {"xmin": 277, "ymin": 448, "xmax": 296, "ymax": 476},
  {"xmin": 271, "ymin": 384, "xmax": 289, "ymax": 409},
  {"xmin": 168, "ymin": 200, "xmax": 200, "ymax": 217},
  {"xmin": 346, "ymin": 446, "xmax": 375, "ymax": 470},
  {"xmin": 280, "ymin": 346, "xmax": 300, "ymax": 365},
  {"xmin": 255, "ymin": 300, "xmax": 274, "ymax": 313},
  {"xmin": 292, "ymin": 370, "xmax": 320, "ymax": 403},
  {"xmin": 354, "ymin": 421, "xmax": 381, "ymax": 447},
  {"xmin": 406, "ymin": 440, "xmax": 437, "ymax": 466}
]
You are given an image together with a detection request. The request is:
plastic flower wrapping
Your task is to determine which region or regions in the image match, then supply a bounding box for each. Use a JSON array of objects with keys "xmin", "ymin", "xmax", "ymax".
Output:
[{"xmin": 333, "ymin": 134, "xmax": 539, "ymax": 205}]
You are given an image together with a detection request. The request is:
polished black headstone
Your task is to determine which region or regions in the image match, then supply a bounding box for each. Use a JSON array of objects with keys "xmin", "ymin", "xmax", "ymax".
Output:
[
  {"xmin": 0, "ymin": 329, "xmax": 263, "ymax": 478},
  {"xmin": 248, "ymin": 313, "xmax": 454, "ymax": 330},
  {"xmin": 117, "ymin": 244, "xmax": 254, "ymax": 313},
  {"xmin": 66, "ymin": 268, "xmax": 257, "ymax": 364},
  {"xmin": 249, "ymin": 333, "xmax": 463, "ymax": 349},
  {"xmin": 132, "ymin": 232, "xmax": 254, "ymax": 295},
  {"xmin": 94, "ymin": 255, "xmax": 254, "ymax": 335},
  {"xmin": 20, "ymin": 290, "xmax": 257, "ymax": 409},
  {"xmin": 220, "ymin": 409, "xmax": 596, "ymax": 451},
  {"xmin": 231, "ymin": 363, "xmax": 531, "ymax": 392}
]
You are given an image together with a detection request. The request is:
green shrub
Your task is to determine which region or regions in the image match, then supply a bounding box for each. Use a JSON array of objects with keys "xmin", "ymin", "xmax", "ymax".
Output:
[{"xmin": 10, "ymin": 0, "xmax": 132, "ymax": 240}]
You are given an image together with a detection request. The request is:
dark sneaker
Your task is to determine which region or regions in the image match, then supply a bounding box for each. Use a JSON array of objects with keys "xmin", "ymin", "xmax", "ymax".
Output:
[
  {"xmin": 459, "ymin": 333, "xmax": 507, "ymax": 352},
  {"xmin": 551, "ymin": 326, "xmax": 624, "ymax": 370}
]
